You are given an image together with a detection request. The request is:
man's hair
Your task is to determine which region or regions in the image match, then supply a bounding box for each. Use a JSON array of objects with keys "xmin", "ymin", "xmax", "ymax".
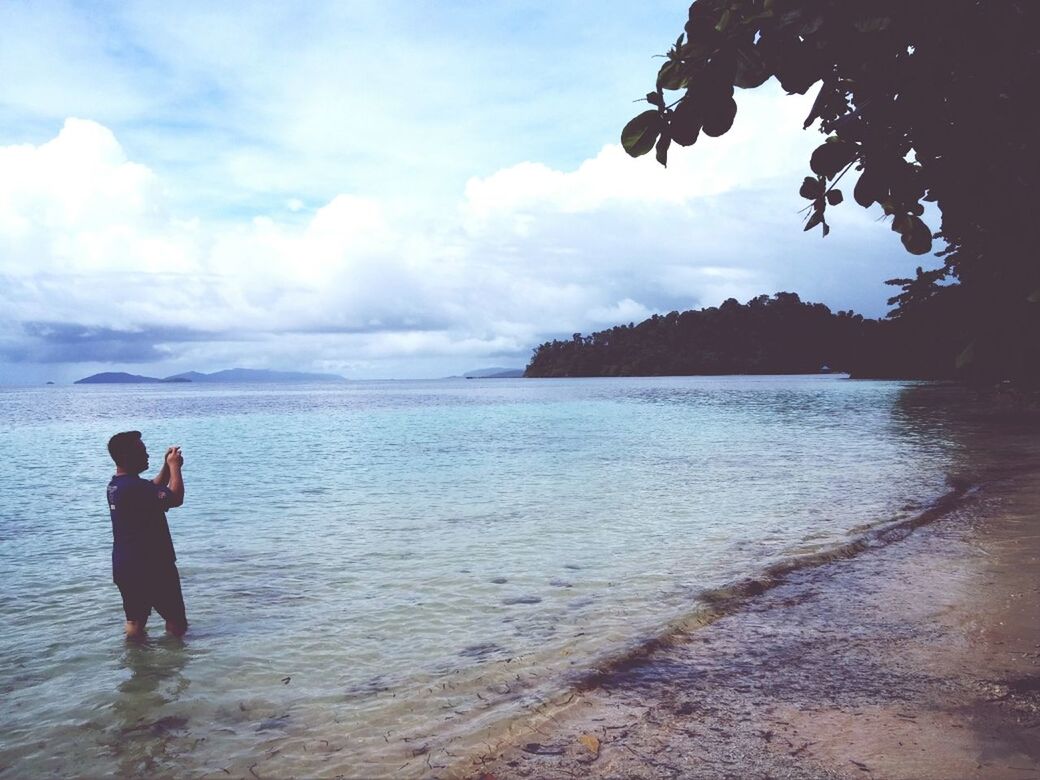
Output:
[{"xmin": 108, "ymin": 431, "xmax": 143, "ymax": 469}]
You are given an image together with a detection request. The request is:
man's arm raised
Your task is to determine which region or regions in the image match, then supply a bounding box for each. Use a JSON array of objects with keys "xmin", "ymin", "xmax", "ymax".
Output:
[
  {"xmin": 165, "ymin": 446, "xmax": 185, "ymax": 508},
  {"xmin": 152, "ymin": 447, "xmax": 173, "ymax": 486}
]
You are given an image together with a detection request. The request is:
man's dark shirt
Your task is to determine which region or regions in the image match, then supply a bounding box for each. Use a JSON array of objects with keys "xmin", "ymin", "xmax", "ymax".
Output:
[{"xmin": 107, "ymin": 475, "xmax": 177, "ymax": 581}]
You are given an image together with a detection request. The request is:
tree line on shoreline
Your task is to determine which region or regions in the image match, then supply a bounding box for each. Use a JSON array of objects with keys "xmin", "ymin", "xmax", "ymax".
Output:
[{"xmin": 524, "ymin": 290, "xmax": 1018, "ymax": 382}]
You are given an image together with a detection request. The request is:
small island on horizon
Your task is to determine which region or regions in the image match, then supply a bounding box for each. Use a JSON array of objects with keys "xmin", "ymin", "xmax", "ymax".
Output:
[
  {"xmin": 460, "ymin": 367, "xmax": 524, "ymax": 379},
  {"xmin": 74, "ymin": 368, "xmax": 347, "ymax": 384}
]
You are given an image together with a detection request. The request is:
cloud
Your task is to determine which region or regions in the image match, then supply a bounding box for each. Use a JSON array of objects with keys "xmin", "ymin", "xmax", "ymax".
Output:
[
  {"xmin": 0, "ymin": 119, "xmax": 178, "ymax": 275},
  {"xmin": 0, "ymin": 98, "xmax": 929, "ymax": 380},
  {"xmin": 461, "ymin": 91, "xmax": 820, "ymax": 220},
  {"xmin": 0, "ymin": 1, "xmax": 702, "ymax": 218},
  {"xmin": 0, "ymin": 322, "xmax": 220, "ymax": 364}
]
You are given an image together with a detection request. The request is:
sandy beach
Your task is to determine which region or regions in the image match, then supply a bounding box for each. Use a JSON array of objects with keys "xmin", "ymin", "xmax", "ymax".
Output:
[{"xmin": 451, "ymin": 446, "xmax": 1040, "ymax": 779}]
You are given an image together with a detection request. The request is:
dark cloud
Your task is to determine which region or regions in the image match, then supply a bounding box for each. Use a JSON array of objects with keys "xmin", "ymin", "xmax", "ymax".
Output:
[{"xmin": 1, "ymin": 322, "xmax": 224, "ymax": 364}]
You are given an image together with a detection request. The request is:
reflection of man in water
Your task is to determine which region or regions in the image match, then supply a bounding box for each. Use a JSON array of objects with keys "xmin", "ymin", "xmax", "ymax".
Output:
[
  {"xmin": 106, "ymin": 432, "xmax": 187, "ymax": 639},
  {"xmin": 112, "ymin": 640, "xmax": 191, "ymax": 776}
]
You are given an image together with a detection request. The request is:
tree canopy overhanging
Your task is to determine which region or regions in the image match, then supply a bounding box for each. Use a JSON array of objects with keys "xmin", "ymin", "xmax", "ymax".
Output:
[{"xmin": 622, "ymin": 0, "xmax": 1040, "ymax": 383}]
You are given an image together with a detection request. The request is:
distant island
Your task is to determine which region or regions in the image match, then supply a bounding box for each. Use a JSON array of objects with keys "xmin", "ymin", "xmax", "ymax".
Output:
[
  {"xmin": 75, "ymin": 368, "xmax": 346, "ymax": 384},
  {"xmin": 525, "ymin": 292, "xmax": 963, "ymax": 380},
  {"xmin": 463, "ymin": 367, "xmax": 524, "ymax": 379},
  {"xmin": 74, "ymin": 372, "xmax": 191, "ymax": 384}
]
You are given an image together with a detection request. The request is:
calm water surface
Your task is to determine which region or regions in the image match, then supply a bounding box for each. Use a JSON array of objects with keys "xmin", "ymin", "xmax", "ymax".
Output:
[{"xmin": 0, "ymin": 376, "xmax": 982, "ymax": 776}]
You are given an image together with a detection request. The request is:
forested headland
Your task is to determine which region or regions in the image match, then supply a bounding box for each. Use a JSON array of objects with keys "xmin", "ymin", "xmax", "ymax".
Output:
[{"xmin": 525, "ymin": 291, "xmax": 984, "ymax": 380}]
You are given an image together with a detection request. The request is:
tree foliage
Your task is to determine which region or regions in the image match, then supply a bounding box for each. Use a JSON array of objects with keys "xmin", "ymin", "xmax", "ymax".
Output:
[
  {"xmin": 622, "ymin": 0, "xmax": 1040, "ymax": 382},
  {"xmin": 525, "ymin": 292, "xmax": 969, "ymax": 380}
]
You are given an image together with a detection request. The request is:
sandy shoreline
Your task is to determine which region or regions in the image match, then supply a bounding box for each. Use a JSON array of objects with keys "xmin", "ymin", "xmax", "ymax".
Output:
[{"xmin": 447, "ymin": 462, "xmax": 1040, "ymax": 778}]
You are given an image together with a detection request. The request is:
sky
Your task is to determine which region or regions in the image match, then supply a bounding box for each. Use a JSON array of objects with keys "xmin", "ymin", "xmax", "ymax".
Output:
[{"xmin": 0, "ymin": 1, "xmax": 936, "ymax": 383}]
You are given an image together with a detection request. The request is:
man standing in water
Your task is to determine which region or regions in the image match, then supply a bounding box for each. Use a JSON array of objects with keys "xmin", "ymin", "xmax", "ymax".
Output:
[{"xmin": 106, "ymin": 431, "xmax": 187, "ymax": 639}]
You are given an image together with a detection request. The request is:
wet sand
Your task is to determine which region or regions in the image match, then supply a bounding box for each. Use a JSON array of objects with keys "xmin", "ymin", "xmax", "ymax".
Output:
[{"xmin": 449, "ymin": 467, "xmax": 1040, "ymax": 779}]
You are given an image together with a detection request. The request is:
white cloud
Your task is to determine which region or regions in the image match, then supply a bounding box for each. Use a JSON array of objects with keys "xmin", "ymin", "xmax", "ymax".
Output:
[
  {"xmin": 0, "ymin": 119, "xmax": 174, "ymax": 272},
  {"xmin": 462, "ymin": 88, "xmax": 821, "ymax": 224},
  {"xmin": 0, "ymin": 1, "xmax": 709, "ymax": 219},
  {"xmin": 587, "ymin": 298, "xmax": 653, "ymax": 326},
  {"xmin": 0, "ymin": 94, "xmax": 928, "ymax": 381}
]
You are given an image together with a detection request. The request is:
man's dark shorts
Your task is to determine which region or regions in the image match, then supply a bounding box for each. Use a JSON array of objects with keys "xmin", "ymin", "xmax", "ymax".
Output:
[{"xmin": 115, "ymin": 563, "xmax": 186, "ymax": 625}]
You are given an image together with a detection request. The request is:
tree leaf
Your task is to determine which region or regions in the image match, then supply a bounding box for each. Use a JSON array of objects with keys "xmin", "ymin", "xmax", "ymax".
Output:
[
  {"xmin": 655, "ymin": 133, "xmax": 671, "ymax": 167},
  {"xmin": 657, "ymin": 59, "xmax": 687, "ymax": 91},
  {"xmin": 621, "ymin": 110, "xmax": 663, "ymax": 157},
  {"xmin": 804, "ymin": 82, "xmax": 826, "ymax": 128},
  {"xmin": 810, "ymin": 139, "xmax": 857, "ymax": 178},
  {"xmin": 826, "ymin": 189, "xmax": 843, "ymax": 206},
  {"xmin": 734, "ymin": 43, "xmax": 770, "ymax": 88},
  {"xmin": 854, "ymin": 168, "xmax": 880, "ymax": 208},
  {"xmin": 702, "ymin": 96, "xmax": 737, "ymax": 136},
  {"xmin": 799, "ymin": 176, "xmax": 824, "ymax": 199},
  {"xmin": 803, "ymin": 80, "xmax": 843, "ymax": 128},
  {"xmin": 805, "ymin": 210, "xmax": 824, "ymax": 231},
  {"xmin": 705, "ymin": 48, "xmax": 737, "ymax": 91},
  {"xmin": 715, "ymin": 9, "xmax": 733, "ymax": 33},
  {"xmin": 669, "ymin": 99, "xmax": 702, "ymax": 146},
  {"xmin": 766, "ymin": 34, "xmax": 822, "ymax": 94},
  {"xmin": 900, "ymin": 215, "xmax": 932, "ymax": 254}
]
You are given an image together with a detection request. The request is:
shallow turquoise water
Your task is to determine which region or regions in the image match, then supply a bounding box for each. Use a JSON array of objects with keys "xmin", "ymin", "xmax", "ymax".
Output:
[{"xmin": 0, "ymin": 376, "xmax": 967, "ymax": 776}]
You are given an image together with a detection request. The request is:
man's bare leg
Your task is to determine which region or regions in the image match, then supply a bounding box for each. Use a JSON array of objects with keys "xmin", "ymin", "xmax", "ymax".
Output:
[
  {"xmin": 165, "ymin": 618, "xmax": 188, "ymax": 637},
  {"xmin": 125, "ymin": 618, "xmax": 147, "ymax": 639}
]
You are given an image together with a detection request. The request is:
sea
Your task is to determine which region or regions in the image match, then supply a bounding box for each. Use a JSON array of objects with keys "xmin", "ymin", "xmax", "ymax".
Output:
[{"xmin": 0, "ymin": 375, "xmax": 1013, "ymax": 777}]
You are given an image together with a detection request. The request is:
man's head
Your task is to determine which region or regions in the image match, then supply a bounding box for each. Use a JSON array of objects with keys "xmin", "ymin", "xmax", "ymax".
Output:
[{"xmin": 108, "ymin": 431, "xmax": 148, "ymax": 474}]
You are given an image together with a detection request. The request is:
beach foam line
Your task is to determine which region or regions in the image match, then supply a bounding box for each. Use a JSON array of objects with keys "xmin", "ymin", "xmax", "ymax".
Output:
[
  {"xmin": 571, "ymin": 476, "xmax": 983, "ymax": 692},
  {"xmin": 562, "ymin": 451, "xmax": 1040, "ymax": 697},
  {"xmin": 438, "ymin": 476, "xmax": 999, "ymax": 778}
]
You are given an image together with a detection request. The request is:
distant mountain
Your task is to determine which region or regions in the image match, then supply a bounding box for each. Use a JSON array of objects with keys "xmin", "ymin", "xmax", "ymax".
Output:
[
  {"xmin": 462, "ymin": 367, "xmax": 524, "ymax": 379},
  {"xmin": 164, "ymin": 368, "xmax": 345, "ymax": 383},
  {"xmin": 75, "ymin": 368, "xmax": 346, "ymax": 385},
  {"xmin": 75, "ymin": 372, "xmax": 190, "ymax": 384}
]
